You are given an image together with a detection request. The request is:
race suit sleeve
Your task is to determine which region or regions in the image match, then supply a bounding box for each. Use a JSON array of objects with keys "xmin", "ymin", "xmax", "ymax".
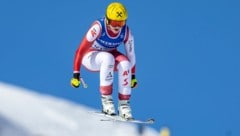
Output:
[
  {"xmin": 73, "ymin": 22, "xmax": 101, "ymax": 73},
  {"xmin": 124, "ymin": 27, "xmax": 136, "ymax": 74}
]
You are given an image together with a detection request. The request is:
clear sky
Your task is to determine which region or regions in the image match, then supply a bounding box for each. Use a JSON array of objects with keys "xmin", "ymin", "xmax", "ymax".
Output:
[{"xmin": 0, "ymin": 0, "xmax": 240, "ymax": 136}]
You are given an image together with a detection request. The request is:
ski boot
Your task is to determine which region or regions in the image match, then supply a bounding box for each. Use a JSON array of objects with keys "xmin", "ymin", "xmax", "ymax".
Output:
[
  {"xmin": 101, "ymin": 95, "xmax": 116, "ymax": 115},
  {"xmin": 118, "ymin": 100, "xmax": 133, "ymax": 120}
]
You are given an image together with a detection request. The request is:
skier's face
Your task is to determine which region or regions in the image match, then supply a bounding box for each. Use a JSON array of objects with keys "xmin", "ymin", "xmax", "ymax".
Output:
[
  {"xmin": 108, "ymin": 25, "xmax": 122, "ymax": 34},
  {"xmin": 107, "ymin": 20, "xmax": 125, "ymax": 34}
]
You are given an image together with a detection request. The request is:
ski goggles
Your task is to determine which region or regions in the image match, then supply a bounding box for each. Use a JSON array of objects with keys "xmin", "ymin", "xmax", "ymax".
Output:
[{"xmin": 107, "ymin": 20, "xmax": 126, "ymax": 27}]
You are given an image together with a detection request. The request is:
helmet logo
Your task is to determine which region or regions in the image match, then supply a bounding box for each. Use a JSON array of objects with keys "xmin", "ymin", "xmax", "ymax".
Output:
[{"xmin": 116, "ymin": 11, "xmax": 123, "ymax": 18}]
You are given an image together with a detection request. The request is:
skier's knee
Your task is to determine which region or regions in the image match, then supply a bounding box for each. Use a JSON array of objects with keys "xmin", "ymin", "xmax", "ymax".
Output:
[
  {"xmin": 101, "ymin": 52, "xmax": 115, "ymax": 65},
  {"xmin": 117, "ymin": 60, "xmax": 131, "ymax": 71}
]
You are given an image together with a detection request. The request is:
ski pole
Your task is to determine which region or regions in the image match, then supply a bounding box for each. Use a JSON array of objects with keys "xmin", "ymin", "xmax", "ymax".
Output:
[{"xmin": 80, "ymin": 77, "xmax": 88, "ymax": 88}]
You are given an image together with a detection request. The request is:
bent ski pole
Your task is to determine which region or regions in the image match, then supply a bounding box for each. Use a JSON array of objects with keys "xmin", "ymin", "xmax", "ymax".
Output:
[{"xmin": 80, "ymin": 77, "xmax": 88, "ymax": 88}]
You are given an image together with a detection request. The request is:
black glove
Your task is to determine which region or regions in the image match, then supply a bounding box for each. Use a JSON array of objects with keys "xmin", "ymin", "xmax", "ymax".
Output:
[
  {"xmin": 131, "ymin": 74, "xmax": 138, "ymax": 88},
  {"xmin": 71, "ymin": 73, "xmax": 80, "ymax": 88}
]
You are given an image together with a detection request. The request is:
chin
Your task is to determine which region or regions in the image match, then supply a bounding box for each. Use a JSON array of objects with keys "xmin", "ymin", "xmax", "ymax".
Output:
[
  {"xmin": 112, "ymin": 29, "xmax": 120, "ymax": 34},
  {"xmin": 108, "ymin": 25, "xmax": 121, "ymax": 34}
]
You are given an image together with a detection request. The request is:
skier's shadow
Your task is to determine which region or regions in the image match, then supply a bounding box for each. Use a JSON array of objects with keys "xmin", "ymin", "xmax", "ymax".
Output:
[{"xmin": 137, "ymin": 124, "xmax": 145, "ymax": 136}]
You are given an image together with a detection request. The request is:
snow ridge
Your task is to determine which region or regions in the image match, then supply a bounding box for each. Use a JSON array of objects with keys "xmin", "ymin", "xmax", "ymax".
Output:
[{"xmin": 0, "ymin": 82, "xmax": 158, "ymax": 136}]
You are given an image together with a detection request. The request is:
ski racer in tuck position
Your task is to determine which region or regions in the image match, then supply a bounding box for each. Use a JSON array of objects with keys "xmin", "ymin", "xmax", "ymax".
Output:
[{"xmin": 71, "ymin": 2, "xmax": 138, "ymax": 120}]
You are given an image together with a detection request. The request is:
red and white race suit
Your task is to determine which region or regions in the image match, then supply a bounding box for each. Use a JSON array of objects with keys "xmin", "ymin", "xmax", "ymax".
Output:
[{"xmin": 73, "ymin": 18, "xmax": 136, "ymax": 100}]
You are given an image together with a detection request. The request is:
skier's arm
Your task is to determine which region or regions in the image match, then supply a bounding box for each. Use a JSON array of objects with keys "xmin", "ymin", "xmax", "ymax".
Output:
[
  {"xmin": 124, "ymin": 27, "xmax": 136, "ymax": 74},
  {"xmin": 73, "ymin": 22, "xmax": 101, "ymax": 72},
  {"xmin": 71, "ymin": 22, "xmax": 101, "ymax": 88},
  {"xmin": 124, "ymin": 27, "xmax": 137, "ymax": 88}
]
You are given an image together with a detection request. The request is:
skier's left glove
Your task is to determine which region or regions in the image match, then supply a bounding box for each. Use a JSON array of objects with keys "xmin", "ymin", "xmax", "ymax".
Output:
[
  {"xmin": 131, "ymin": 74, "xmax": 138, "ymax": 88},
  {"xmin": 71, "ymin": 73, "xmax": 80, "ymax": 88}
]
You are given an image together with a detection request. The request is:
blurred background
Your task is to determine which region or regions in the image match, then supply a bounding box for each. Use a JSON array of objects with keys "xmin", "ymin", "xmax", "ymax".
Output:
[{"xmin": 0, "ymin": 0, "xmax": 240, "ymax": 136}]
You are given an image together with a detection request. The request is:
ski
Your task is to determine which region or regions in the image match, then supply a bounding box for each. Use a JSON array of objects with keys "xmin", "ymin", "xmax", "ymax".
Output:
[{"xmin": 90, "ymin": 111, "xmax": 154, "ymax": 124}]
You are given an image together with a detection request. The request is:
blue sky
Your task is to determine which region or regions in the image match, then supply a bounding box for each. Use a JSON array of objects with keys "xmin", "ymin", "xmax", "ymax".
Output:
[{"xmin": 0, "ymin": 0, "xmax": 240, "ymax": 136}]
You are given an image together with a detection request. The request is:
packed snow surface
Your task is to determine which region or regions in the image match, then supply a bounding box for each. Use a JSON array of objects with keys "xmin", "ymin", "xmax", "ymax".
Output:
[{"xmin": 0, "ymin": 82, "xmax": 159, "ymax": 136}]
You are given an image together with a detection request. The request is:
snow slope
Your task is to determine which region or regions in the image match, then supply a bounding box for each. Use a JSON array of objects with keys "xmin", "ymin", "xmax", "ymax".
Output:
[{"xmin": 0, "ymin": 82, "xmax": 159, "ymax": 136}]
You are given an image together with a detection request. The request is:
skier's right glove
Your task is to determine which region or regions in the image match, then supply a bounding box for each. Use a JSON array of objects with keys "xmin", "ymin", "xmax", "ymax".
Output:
[{"xmin": 71, "ymin": 73, "xmax": 80, "ymax": 88}]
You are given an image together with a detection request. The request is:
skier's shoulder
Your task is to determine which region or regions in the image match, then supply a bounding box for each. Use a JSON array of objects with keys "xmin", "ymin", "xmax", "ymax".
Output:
[
  {"xmin": 89, "ymin": 19, "xmax": 102, "ymax": 29},
  {"xmin": 87, "ymin": 18, "xmax": 104, "ymax": 33},
  {"xmin": 124, "ymin": 24, "xmax": 131, "ymax": 34},
  {"xmin": 93, "ymin": 17, "xmax": 105, "ymax": 28},
  {"xmin": 87, "ymin": 18, "xmax": 105, "ymax": 35},
  {"xmin": 85, "ymin": 18, "xmax": 103, "ymax": 41}
]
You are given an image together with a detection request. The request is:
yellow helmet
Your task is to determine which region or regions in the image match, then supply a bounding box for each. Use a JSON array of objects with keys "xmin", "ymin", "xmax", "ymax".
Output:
[{"xmin": 106, "ymin": 2, "xmax": 128, "ymax": 21}]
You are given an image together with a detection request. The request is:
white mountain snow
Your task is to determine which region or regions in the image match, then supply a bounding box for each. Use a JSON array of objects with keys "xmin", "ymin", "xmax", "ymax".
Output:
[{"xmin": 0, "ymin": 82, "xmax": 159, "ymax": 136}]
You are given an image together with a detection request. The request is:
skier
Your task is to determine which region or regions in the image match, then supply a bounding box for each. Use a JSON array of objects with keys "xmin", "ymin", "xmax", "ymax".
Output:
[{"xmin": 70, "ymin": 2, "xmax": 137, "ymax": 120}]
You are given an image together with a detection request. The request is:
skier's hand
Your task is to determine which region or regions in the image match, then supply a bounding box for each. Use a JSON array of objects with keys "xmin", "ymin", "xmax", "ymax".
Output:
[
  {"xmin": 131, "ymin": 74, "xmax": 138, "ymax": 88},
  {"xmin": 71, "ymin": 73, "xmax": 80, "ymax": 88}
]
